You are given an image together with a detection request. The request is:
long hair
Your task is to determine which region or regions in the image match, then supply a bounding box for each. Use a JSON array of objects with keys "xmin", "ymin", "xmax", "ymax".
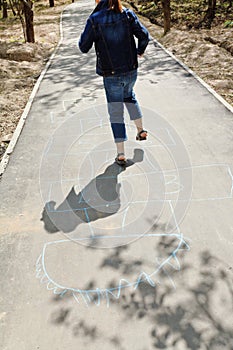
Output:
[{"xmin": 108, "ymin": 0, "xmax": 122, "ymax": 13}]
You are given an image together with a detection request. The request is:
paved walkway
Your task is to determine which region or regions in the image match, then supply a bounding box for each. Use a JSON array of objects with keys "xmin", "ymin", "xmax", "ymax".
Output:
[{"xmin": 1, "ymin": 1, "xmax": 233, "ymax": 349}]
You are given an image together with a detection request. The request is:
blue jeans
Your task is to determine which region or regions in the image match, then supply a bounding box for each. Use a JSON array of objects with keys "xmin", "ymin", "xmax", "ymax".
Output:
[{"xmin": 103, "ymin": 70, "xmax": 143, "ymax": 143}]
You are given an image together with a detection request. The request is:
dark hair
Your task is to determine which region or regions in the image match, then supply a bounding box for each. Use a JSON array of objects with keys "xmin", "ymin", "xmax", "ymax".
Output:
[{"xmin": 108, "ymin": 0, "xmax": 122, "ymax": 13}]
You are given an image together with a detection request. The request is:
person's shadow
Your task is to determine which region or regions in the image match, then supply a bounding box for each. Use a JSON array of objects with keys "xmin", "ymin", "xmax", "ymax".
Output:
[{"xmin": 41, "ymin": 149, "xmax": 144, "ymax": 234}]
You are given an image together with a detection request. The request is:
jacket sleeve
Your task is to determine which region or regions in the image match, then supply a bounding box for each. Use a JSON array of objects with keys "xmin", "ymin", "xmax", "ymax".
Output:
[
  {"xmin": 78, "ymin": 18, "xmax": 95, "ymax": 53},
  {"xmin": 128, "ymin": 10, "xmax": 149, "ymax": 55}
]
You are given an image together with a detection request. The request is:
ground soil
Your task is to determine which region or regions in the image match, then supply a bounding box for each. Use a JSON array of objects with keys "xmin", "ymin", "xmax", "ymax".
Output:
[
  {"xmin": 0, "ymin": 0, "xmax": 68, "ymax": 160},
  {"xmin": 0, "ymin": 0, "xmax": 232, "ymax": 162}
]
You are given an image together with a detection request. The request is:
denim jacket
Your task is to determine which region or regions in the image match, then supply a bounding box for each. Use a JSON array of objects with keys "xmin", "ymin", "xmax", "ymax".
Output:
[{"xmin": 79, "ymin": 0, "xmax": 149, "ymax": 76}]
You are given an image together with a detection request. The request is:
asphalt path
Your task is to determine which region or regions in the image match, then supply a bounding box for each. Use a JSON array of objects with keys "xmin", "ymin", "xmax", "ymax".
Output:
[{"xmin": 1, "ymin": 1, "xmax": 233, "ymax": 349}]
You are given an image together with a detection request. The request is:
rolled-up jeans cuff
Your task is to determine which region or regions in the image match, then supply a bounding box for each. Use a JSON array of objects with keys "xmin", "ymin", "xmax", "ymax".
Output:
[
  {"xmin": 130, "ymin": 115, "xmax": 142, "ymax": 121},
  {"xmin": 115, "ymin": 138, "xmax": 127, "ymax": 143}
]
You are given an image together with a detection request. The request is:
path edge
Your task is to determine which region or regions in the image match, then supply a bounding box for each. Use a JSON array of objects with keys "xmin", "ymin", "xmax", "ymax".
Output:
[
  {"xmin": 0, "ymin": 8, "xmax": 66, "ymax": 177},
  {"xmin": 152, "ymin": 37, "xmax": 233, "ymax": 114}
]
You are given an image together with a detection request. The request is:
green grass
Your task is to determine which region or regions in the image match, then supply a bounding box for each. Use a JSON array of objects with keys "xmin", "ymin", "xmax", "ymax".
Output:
[{"xmin": 224, "ymin": 20, "xmax": 233, "ymax": 27}]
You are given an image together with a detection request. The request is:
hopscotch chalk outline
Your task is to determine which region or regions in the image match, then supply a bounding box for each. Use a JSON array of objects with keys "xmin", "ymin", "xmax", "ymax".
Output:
[
  {"xmin": 36, "ymin": 233, "xmax": 190, "ymax": 307},
  {"xmin": 36, "ymin": 161, "xmax": 233, "ymax": 306},
  {"xmin": 44, "ymin": 163, "xmax": 233, "ymax": 212}
]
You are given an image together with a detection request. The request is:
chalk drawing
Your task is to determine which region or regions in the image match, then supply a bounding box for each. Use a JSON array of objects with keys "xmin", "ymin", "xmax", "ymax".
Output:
[
  {"xmin": 37, "ymin": 160, "xmax": 233, "ymax": 305},
  {"xmin": 44, "ymin": 163, "xmax": 233, "ymax": 212},
  {"xmin": 36, "ymin": 106, "xmax": 201, "ymax": 305},
  {"xmin": 36, "ymin": 232, "xmax": 190, "ymax": 307}
]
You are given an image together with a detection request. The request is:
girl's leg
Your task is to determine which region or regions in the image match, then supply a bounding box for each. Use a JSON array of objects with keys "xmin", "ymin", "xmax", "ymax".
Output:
[
  {"xmin": 103, "ymin": 75, "xmax": 127, "ymax": 161},
  {"xmin": 116, "ymin": 141, "xmax": 125, "ymax": 160},
  {"xmin": 133, "ymin": 117, "xmax": 146, "ymax": 135},
  {"xmin": 123, "ymin": 70, "xmax": 147, "ymax": 139}
]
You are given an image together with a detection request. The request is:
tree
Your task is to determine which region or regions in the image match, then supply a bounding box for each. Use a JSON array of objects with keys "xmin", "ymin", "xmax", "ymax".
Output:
[
  {"xmin": 198, "ymin": 0, "xmax": 217, "ymax": 28},
  {"xmin": 22, "ymin": 0, "xmax": 35, "ymax": 42},
  {"xmin": 161, "ymin": 0, "xmax": 171, "ymax": 34},
  {"xmin": 8, "ymin": 0, "xmax": 17, "ymax": 16},
  {"xmin": 12, "ymin": 0, "xmax": 27, "ymax": 41},
  {"xmin": 2, "ymin": 0, "xmax": 8, "ymax": 18},
  {"xmin": 7, "ymin": 0, "xmax": 35, "ymax": 42}
]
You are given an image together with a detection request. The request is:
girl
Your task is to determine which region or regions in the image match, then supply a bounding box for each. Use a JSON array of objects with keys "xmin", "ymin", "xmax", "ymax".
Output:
[{"xmin": 79, "ymin": 0, "xmax": 149, "ymax": 165}]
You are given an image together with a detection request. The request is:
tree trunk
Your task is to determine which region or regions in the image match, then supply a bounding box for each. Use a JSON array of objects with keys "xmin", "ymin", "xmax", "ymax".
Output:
[
  {"xmin": 49, "ymin": 0, "xmax": 54, "ymax": 8},
  {"xmin": 161, "ymin": 0, "xmax": 171, "ymax": 35},
  {"xmin": 9, "ymin": 0, "xmax": 17, "ymax": 16},
  {"xmin": 203, "ymin": 0, "xmax": 217, "ymax": 28},
  {"xmin": 2, "ymin": 0, "xmax": 7, "ymax": 18},
  {"xmin": 19, "ymin": 14, "xmax": 27, "ymax": 42},
  {"xmin": 23, "ymin": 0, "xmax": 35, "ymax": 42}
]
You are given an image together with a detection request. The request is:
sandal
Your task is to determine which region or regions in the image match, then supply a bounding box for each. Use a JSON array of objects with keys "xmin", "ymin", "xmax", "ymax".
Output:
[
  {"xmin": 136, "ymin": 130, "xmax": 148, "ymax": 141},
  {"xmin": 115, "ymin": 153, "xmax": 126, "ymax": 166}
]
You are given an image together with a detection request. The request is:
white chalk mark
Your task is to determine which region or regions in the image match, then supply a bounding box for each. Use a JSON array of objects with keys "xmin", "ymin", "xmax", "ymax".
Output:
[
  {"xmin": 122, "ymin": 206, "xmax": 129, "ymax": 231},
  {"xmin": 166, "ymin": 128, "xmax": 176, "ymax": 146},
  {"xmin": 227, "ymin": 166, "xmax": 233, "ymax": 197},
  {"xmin": 72, "ymin": 292, "xmax": 80, "ymax": 304},
  {"xmin": 50, "ymin": 112, "xmax": 54, "ymax": 124},
  {"xmin": 79, "ymin": 118, "xmax": 83, "ymax": 134},
  {"xmin": 168, "ymin": 200, "xmax": 181, "ymax": 234},
  {"xmin": 144, "ymin": 152, "xmax": 159, "ymax": 171},
  {"xmin": 36, "ymin": 230, "xmax": 190, "ymax": 306}
]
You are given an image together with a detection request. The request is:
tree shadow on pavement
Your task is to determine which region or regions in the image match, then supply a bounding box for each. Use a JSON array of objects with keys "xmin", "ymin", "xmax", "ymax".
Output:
[
  {"xmin": 104, "ymin": 240, "xmax": 233, "ymax": 350},
  {"xmin": 49, "ymin": 236, "xmax": 233, "ymax": 350},
  {"xmin": 37, "ymin": 39, "xmax": 193, "ymax": 113}
]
